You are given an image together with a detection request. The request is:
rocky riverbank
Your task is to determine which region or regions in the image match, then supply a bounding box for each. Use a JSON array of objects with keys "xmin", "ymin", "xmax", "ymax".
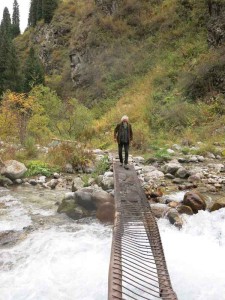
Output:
[{"xmin": 1, "ymin": 143, "xmax": 225, "ymax": 229}]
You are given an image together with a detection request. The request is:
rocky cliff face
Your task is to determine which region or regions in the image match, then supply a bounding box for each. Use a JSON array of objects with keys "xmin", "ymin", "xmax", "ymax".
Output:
[{"xmin": 207, "ymin": 0, "xmax": 225, "ymax": 47}]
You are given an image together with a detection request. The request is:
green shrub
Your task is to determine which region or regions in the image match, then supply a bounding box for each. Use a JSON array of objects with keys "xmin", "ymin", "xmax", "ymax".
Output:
[
  {"xmin": 93, "ymin": 155, "xmax": 110, "ymax": 178},
  {"xmin": 25, "ymin": 160, "xmax": 58, "ymax": 177}
]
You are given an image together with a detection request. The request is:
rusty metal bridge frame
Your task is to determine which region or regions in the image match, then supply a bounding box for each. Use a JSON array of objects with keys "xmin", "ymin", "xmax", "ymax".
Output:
[{"xmin": 108, "ymin": 162, "xmax": 178, "ymax": 300}]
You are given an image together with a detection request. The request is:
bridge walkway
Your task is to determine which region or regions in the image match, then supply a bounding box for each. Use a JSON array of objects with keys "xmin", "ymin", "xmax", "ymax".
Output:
[{"xmin": 108, "ymin": 162, "xmax": 178, "ymax": 300}]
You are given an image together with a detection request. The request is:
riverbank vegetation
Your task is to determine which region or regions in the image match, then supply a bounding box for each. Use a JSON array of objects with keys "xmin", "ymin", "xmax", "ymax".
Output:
[{"xmin": 1, "ymin": 0, "xmax": 225, "ymax": 167}]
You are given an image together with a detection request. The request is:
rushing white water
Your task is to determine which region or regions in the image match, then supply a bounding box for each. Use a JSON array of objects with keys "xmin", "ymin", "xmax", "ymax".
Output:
[
  {"xmin": 0, "ymin": 186, "xmax": 225, "ymax": 300},
  {"xmin": 158, "ymin": 209, "xmax": 225, "ymax": 300},
  {"xmin": 0, "ymin": 223, "xmax": 111, "ymax": 300}
]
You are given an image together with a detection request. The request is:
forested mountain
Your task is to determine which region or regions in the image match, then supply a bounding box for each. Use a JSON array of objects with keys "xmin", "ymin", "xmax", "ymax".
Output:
[{"xmin": 0, "ymin": 0, "xmax": 225, "ymax": 147}]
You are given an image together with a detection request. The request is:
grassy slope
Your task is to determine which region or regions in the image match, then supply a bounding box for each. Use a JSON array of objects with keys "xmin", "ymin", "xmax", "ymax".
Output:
[{"xmin": 15, "ymin": 0, "xmax": 225, "ymax": 150}]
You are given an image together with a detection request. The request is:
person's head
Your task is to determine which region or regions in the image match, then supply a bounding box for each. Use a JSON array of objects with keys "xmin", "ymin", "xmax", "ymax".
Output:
[{"xmin": 121, "ymin": 115, "xmax": 129, "ymax": 123}]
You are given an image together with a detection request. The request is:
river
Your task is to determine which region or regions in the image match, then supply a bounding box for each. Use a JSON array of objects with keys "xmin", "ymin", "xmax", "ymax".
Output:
[{"xmin": 0, "ymin": 186, "xmax": 225, "ymax": 300}]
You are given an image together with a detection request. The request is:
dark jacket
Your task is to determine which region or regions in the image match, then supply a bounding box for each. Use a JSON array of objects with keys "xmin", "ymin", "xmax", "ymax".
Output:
[{"xmin": 114, "ymin": 122, "xmax": 133, "ymax": 144}]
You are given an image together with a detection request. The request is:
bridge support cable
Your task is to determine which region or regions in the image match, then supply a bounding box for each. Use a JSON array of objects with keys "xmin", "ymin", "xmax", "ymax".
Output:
[{"xmin": 108, "ymin": 162, "xmax": 178, "ymax": 300}]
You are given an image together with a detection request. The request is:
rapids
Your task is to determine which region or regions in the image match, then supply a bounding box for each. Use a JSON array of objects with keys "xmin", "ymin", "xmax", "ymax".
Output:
[{"xmin": 0, "ymin": 186, "xmax": 225, "ymax": 300}]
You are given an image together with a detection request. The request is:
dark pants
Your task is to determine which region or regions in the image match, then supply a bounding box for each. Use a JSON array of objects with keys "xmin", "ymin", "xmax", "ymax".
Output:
[{"xmin": 118, "ymin": 143, "xmax": 129, "ymax": 164}]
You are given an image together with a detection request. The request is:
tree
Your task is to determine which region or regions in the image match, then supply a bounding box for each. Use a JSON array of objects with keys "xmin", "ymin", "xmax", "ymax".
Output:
[
  {"xmin": 42, "ymin": 0, "xmax": 58, "ymax": 23},
  {"xmin": 28, "ymin": 0, "xmax": 38, "ymax": 27},
  {"xmin": 1, "ymin": 7, "xmax": 12, "ymax": 37},
  {"xmin": 0, "ymin": 8, "xmax": 21, "ymax": 95},
  {"xmin": 0, "ymin": 91, "xmax": 36, "ymax": 143},
  {"xmin": 23, "ymin": 47, "xmax": 45, "ymax": 92},
  {"xmin": 12, "ymin": 0, "xmax": 20, "ymax": 37}
]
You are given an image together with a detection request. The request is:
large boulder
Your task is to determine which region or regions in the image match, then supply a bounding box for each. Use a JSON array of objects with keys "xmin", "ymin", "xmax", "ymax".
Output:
[
  {"xmin": 210, "ymin": 198, "xmax": 225, "ymax": 212},
  {"xmin": 74, "ymin": 191, "xmax": 96, "ymax": 210},
  {"xmin": 92, "ymin": 190, "xmax": 114, "ymax": 208},
  {"xmin": 57, "ymin": 198, "xmax": 90, "ymax": 219},
  {"xmin": 181, "ymin": 191, "xmax": 206, "ymax": 214},
  {"xmin": 96, "ymin": 202, "xmax": 115, "ymax": 223},
  {"xmin": 1, "ymin": 160, "xmax": 27, "ymax": 180}
]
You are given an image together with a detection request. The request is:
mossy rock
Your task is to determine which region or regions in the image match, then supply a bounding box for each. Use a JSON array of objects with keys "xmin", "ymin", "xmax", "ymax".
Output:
[{"xmin": 57, "ymin": 199, "xmax": 90, "ymax": 220}]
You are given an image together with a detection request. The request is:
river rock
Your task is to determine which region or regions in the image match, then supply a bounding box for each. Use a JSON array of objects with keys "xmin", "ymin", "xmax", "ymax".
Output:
[
  {"xmin": 177, "ymin": 205, "xmax": 194, "ymax": 215},
  {"xmin": 162, "ymin": 160, "xmax": 181, "ymax": 175},
  {"xmin": 46, "ymin": 179, "xmax": 58, "ymax": 189},
  {"xmin": 176, "ymin": 167, "xmax": 189, "ymax": 178},
  {"xmin": 101, "ymin": 176, "xmax": 114, "ymax": 190},
  {"xmin": 96, "ymin": 202, "xmax": 115, "ymax": 223},
  {"xmin": 64, "ymin": 192, "xmax": 75, "ymax": 200},
  {"xmin": 150, "ymin": 203, "xmax": 169, "ymax": 218},
  {"xmin": 167, "ymin": 209, "xmax": 183, "ymax": 229},
  {"xmin": 168, "ymin": 201, "xmax": 179, "ymax": 208},
  {"xmin": 74, "ymin": 191, "xmax": 96, "ymax": 210},
  {"xmin": 0, "ymin": 230, "xmax": 26, "ymax": 246},
  {"xmin": 210, "ymin": 198, "xmax": 225, "ymax": 212},
  {"xmin": 133, "ymin": 156, "xmax": 145, "ymax": 164},
  {"xmin": 1, "ymin": 160, "xmax": 27, "ymax": 180},
  {"xmin": 144, "ymin": 170, "xmax": 165, "ymax": 182},
  {"xmin": 57, "ymin": 198, "xmax": 89, "ymax": 219},
  {"xmin": 0, "ymin": 176, "xmax": 13, "ymax": 186},
  {"xmin": 72, "ymin": 177, "xmax": 85, "ymax": 192},
  {"xmin": 181, "ymin": 191, "xmax": 206, "ymax": 214},
  {"xmin": 92, "ymin": 190, "xmax": 114, "ymax": 208}
]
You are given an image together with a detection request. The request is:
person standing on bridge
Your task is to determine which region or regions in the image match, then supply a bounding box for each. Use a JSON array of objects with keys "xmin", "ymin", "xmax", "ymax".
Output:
[{"xmin": 114, "ymin": 115, "xmax": 133, "ymax": 169}]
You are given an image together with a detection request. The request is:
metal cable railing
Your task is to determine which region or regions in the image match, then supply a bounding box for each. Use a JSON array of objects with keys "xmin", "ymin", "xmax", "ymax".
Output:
[{"xmin": 108, "ymin": 162, "xmax": 178, "ymax": 300}]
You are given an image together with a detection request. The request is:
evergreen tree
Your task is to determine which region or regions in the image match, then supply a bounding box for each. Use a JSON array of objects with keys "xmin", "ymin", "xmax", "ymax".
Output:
[
  {"xmin": 12, "ymin": 0, "xmax": 20, "ymax": 37},
  {"xmin": 1, "ymin": 7, "xmax": 12, "ymax": 37},
  {"xmin": 0, "ymin": 29, "xmax": 21, "ymax": 94},
  {"xmin": 42, "ymin": 0, "xmax": 58, "ymax": 24},
  {"xmin": 23, "ymin": 47, "xmax": 45, "ymax": 92},
  {"xmin": 36, "ymin": 0, "xmax": 43, "ymax": 21},
  {"xmin": 28, "ymin": 0, "xmax": 38, "ymax": 27}
]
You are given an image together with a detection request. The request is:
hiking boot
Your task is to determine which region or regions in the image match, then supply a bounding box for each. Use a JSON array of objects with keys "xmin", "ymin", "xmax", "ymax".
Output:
[
  {"xmin": 124, "ymin": 164, "xmax": 129, "ymax": 170},
  {"xmin": 120, "ymin": 163, "xmax": 123, "ymax": 167}
]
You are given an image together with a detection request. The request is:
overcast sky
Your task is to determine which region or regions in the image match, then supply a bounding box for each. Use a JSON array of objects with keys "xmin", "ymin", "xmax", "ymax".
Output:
[{"xmin": 0, "ymin": 0, "xmax": 30, "ymax": 33}]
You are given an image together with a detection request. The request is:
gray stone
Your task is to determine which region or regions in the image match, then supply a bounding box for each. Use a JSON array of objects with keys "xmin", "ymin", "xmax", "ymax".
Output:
[
  {"xmin": 72, "ymin": 177, "xmax": 85, "ymax": 192},
  {"xmin": 145, "ymin": 170, "xmax": 164, "ymax": 181},
  {"xmin": 74, "ymin": 191, "xmax": 96, "ymax": 210},
  {"xmin": 15, "ymin": 179, "xmax": 22, "ymax": 184},
  {"xmin": 178, "ymin": 157, "xmax": 187, "ymax": 163},
  {"xmin": 165, "ymin": 173, "xmax": 175, "ymax": 179},
  {"xmin": 1, "ymin": 160, "xmax": 27, "ymax": 180},
  {"xmin": 53, "ymin": 172, "xmax": 60, "ymax": 179},
  {"xmin": 46, "ymin": 179, "xmax": 58, "ymax": 189},
  {"xmin": 101, "ymin": 176, "xmax": 114, "ymax": 190},
  {"xmin": 176, "ymin": 167, "xmax": 189, "ymax": 178},
  {"xmin": 172, "ymin": 178, "xmax": 183, "ymax": 184},
  {"xmin": 0, "ymin": 176, "xmax": 13, "ymax": 186},
  {"xmin": 206, "ymin": 152, "xmax": 215, "ymax": 159},
  {"xmin": 133, "ymin": 156, "xmax": 145, "ymax": 164},
  {"xmin": 162, "ymin": 161, "xmax": 181, "ymax": 175},
  {"xmin": 188, "ymin": 156, "xmax": 198, "ymax": 163},
  {"xmin": 64, "ymin": 163, "xmax": 74, "ymax": 173},
  {"xmin": 150, "ymin": 203, "xmax": 169, "ymax": 218},
  {"xmin": 104, "ymin": 171, "xmax": 114, "ymax": 177},
  {"xmin": 197, "ymin": 156, "xmax": 205, "ymax": 162},
  {"xmin": 64, "ymin": 192, "xmax": 75, "ymax": 200},
  {"xmin": 37, "ymin": 176, "xmax": 46, "ymax": 183}
]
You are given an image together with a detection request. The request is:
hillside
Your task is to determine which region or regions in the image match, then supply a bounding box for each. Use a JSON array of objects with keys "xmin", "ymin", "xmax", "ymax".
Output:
[{"xmin": 3, "ymin": 0, "xmax": 225, "ymax": 149}]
